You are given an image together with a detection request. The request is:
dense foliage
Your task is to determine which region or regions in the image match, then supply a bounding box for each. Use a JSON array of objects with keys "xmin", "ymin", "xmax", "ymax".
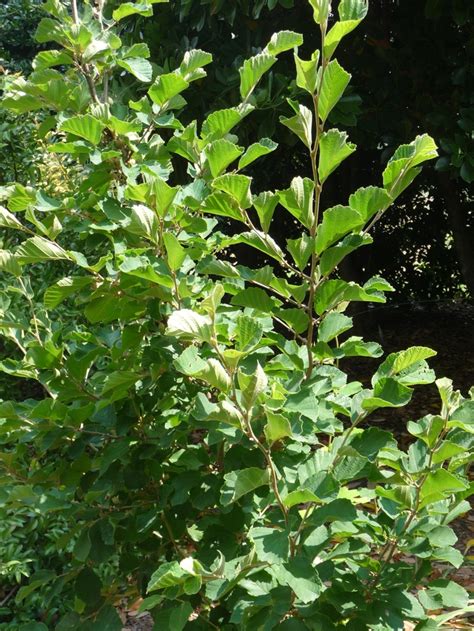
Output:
[{"xmin": 0, "ymin": 0, "xmax": 472, "ymax": 629}]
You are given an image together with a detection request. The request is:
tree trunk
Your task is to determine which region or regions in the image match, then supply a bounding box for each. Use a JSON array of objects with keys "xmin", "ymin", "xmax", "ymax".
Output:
[{"xmin": 439, "ymin": 174, "xmax": 474, "ymax": 296}]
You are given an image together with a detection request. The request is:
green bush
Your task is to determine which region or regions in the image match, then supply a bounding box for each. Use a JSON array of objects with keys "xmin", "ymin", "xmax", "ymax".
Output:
[{"xmin": 0, "ymin": 0, "xmax": 472, "ymax": 628}]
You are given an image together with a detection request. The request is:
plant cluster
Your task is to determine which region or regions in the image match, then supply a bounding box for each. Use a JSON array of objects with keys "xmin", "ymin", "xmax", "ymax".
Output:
[{"xmin": 0, "ymin": 0, "xmax": 472, "ymax": 629}]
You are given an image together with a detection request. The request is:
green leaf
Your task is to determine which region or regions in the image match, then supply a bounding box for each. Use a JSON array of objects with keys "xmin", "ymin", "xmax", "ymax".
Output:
[
  {"xmin": 59, "ymin": 115, "xmax": 104, "ymax": 145},
  {"xmin": 308, "ymin": 0, "xmax": 330, "ymax": 24},
  {"xmin": 373, "ymin": 346, "xmax": 437, "ymax": 384},
  {"xmin": 239, "ymin": 52, "xmax": 277, "ymax": 99},
  {"xmin": 265, "ymin": 411, "xmax": 292, "ymax": 443},
  {"xmin": 231, "ymin": 287, "xmax": 275, "ymax": 312},
  {"xmin": 213, "ymin": 174, "xmax": 252, "ymax": 208},
  {"xmin": 128, "ymin": 204, "xmax": 159, "ymax": 241},
  {"xmin": 324, "ymin": 1, "xmax": 368, "ymax": 58},
  {"xmin": 0, "ymin": 250, "xmax": 21, "ymax": 277},
  {"xmin": 253, "ymin": 191, "xmax": 279, "ymax": 233},
  {"xmin": 318, "ymin": 60, "xmax": 351, "ymax": 122},
  {"xmin": 113, "ymin": 0, "xmax": 168, "ymax": 21},
  {"xmin": 163, "ymin": 233, "xmax": 186, "ymax": 271},
  {"xmin": 271, "ymin": 558, "xmax": 322, "ymax": 603},
  {"xmin": 147, "ymin": 561, "xmax": 187, "ymax": 592},
  {"xmin": 102, "ymin": 371, "xmax": 140, "ymax": 395},
  {"xmin": 294, "ymin": 51, "xmax": 320, "ymax": 94},
  {"xmin": 179, "ymin": 49, "xmax": 212, "ymax": 81},
  {"xmin": 315, "ymin": 279, "xmax": 386, "ymax": 315},
  {"xmin": 202, "ymin": 192, "xmax": 243, "ymax": 222},
  {"xmin": 44, "ymin": 276, "xmax": 93, "ymax": 309},
  {"xmin": 266, "ymin": 31, "xmax": 303, "ymax": 55},
  {"xmin": 75, "ymin": 568, "xmax": 102, "ymax": 606},
  {"xmin": 362, "ymin": 377, "xmax": 413, "ymax": 412},
  {"xmin": 287, "ymin": 234, "xmax": 314, "ymax": 270},
  {"xmin": 152, "ymin": 602, "xmax": 193, "ymax": 631},
  {"xmin": 318, "ymin": 312, "xmax": 352, "ymax": 343},
  {"xmin": 315, "ymin": 204, "xmax": 362, "ymax": 254},
  {"xmin": 283, "ymin": 489, "xmax": 319, "ymax": 509},
  {"xmin": 383, "ymin": 134, "xmax": 438, "ymax": 197},
  {"xmin": 166, "ymin": 309, "xmax": 212, "ymax": 342},
  {"xmin": 224, "ymin": 231, "xmax": 285, "ymax": 262},
  {"xmin": 318, "ymin": 129, "xmax": 356, "ymax": 183},
  {"xmin": 320, "ymin": 233, "xmax": 372, "ymax": 275},
  {"xmin": 280, "ymin": 100, "xmax": 313, "ymax": 148},
  {"xmin": 449, "ymin": 400, "xmax": 474, "ymax": 433},
  {"xmin": 205, "ymin": 139, "xmax": 243, "ymax": 178},
  {"xmin": 250, "ymin": 527, "xmax": 290, "ymax": 563},
  {"xmin": 16, "ymin": 236, "xmax": 71, "ymax": 263},
  {"xmin": 148, "ymin": 72, "xmax": 189, "ymax": 106},
  {"xmin": 239, "ymin": 138, "xmax": 278, "ymax": 170},
  {"xmin": 278, "ymin": 177, "xmax": 314, "ymax": 229},
  {"xmin": 238, "ymin": 362, "xmax": 268, "ymax": 410},
  {"xmin": 0, "ymin": 205, "xmax": 27, "ymax": 231},
  {"xmin": 276, "ymin": 308, "xmax": 309, "ymax": 334},
  {"xmin": 201, "ymin": 106, "xmax": 253, "ymax": 141},
  {"xmin": 117, "ymin": 57, "xmax": 153, "ymax": 82},
  {"xmin": 348, "ymin": 186, "xmax": 392, "ymax": 222},
  {"xmin": 420, "ymin": 470, "xmax": 468, "ymax": 507},
  {"xmin": 152, "ymin": 177, "xmax": 177, "ymax": 216},
  {"xmin": 221, "ymin": 467, "xmax": 270, "ymax": 505},
  {"xmin": 236, "ymin": 315, "xmax": 264, "ymax": 351}
]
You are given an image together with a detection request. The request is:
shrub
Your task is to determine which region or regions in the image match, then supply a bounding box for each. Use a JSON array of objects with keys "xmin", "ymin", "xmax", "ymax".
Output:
[{"xmin": 0, "ymin": 0, "xmax": 472, "ymax": 628}]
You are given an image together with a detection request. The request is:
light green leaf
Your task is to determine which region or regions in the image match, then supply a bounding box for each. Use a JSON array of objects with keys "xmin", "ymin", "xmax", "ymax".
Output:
[
  {"xmin": 308, "ymin": 0, "xmax": 330, "ymax": 24},
  {"xmin": 373, "ymin": 346, "xmax": 437, "ymax": 384},
  {"xmin": 166, "ymin": 309, "xmax": 212, "ymax": 342},
  {"xmin": 265, "ymin": 411, "xmax": 292, "ymax": 443},
  {"xmin": 318, "ymin": 312, "xmax": 352, "ymax": 343},
  {"xmin": 362, "ymin": 378, "xmax": 413, "ymax": 412},
  {"xmin": 221, "ymin": 467, "xmax": 270, "ymax": 505},
  {"xmin": 213, "ymin": 174, "xmax": 252, "ymax": 209},
  {"xmin": 16, "ymin": 236, "xmax": 71, "ymax": 263},
  {"xmin": 205, "ymin": 139, "xmax": 243, "ymax": 178},
  {"xmin": 202, "ymin": 192, "xmax": 243, "ymax": 222},
  {"xmin": 324, "ymin": 1, "xmax": 368, "ymax": 58},
  {"xmin": 239, "ymin": 52, "xmax": 277, "ymax": 99},
  {"xmin": 348, "ymin": 186, "xmax": 392, "ymax": 223},
  {"xmin": 278, "ymin": 176, "xmax": 314, "ymax": 229},
  {"xmin": 179, "ymin": 49, "xmax": 212, "ymax": 81},
  {"xmin": 253, "ymin": 191, "xmax": 279, "ymax": 233},
  {"xmin": 238, "ymin": 362, "xmax": 268, "ymax": 411},
  {"xmin": 294, "ymin": 50, "xmax": 319, "ymax": 94},
  {"xmin": 148, "ymin": 72, "xmax": 189, "ymax": 106},
  {"xmin": 420, "ymin": 470, "xmax": 468, "ymax": 508},
  {"xmin": 232, "ymin": 287, "xmax": 275, "ymax": 312},
  {"xmin": 315, "ymin": 204, "xmax": 362, "ymax": 254},
  {"xmin": 318, "ymin": 129, "xmax": 356, "ymax": 183},
  {"xmin": 339, "ymin": 0, "xmax": 369, "ymax": 20},
  {"xmin": 128, "ymin": 204, "xmax": 159, "ymax": 241},
  {"xmin": 0, "ymin": 250, "xmax": 21, "ymax": 277},
  {"xmin": 201, "ymin": 106, "xmax": 253, "ymax": 141},
  {"xmin": 266, "ymin": 31, "xmax": 303, "ymax": 56},
  {"xmin": 448, "ymin": 400, "xmax": 474, "ymax": 433},
  {"xmin": 113, "ymin": 0, "xmax": 168, "ymax": 21},
  {"xmin": 0, "ymin": 206, "xmax": 27, "ymax": 231},
  {"xmin": 383, "ymin": 134, "xmax": 438, "ymax": 197},
  {"xmin": 152, "ymin": 177, "xmax": 177, "ymax": 216},
  {"xmin": 283, "ymin": 489, "xmax": 319, "ymax": 509},
  {"xmin": 236, "ymin": 315, "xmax": 263, "ymax": 351},
  {"xmin": 59, "ymin": 115, "xmax": 104, "ymax": 145},
  {"xmin": 318, "ymin": 60, "xmax": 351, "ymax": 122},
  {"xmin": 117, "ymin": 57, "xmax": 153, "ymax": 82},
  {"xmin": 280, "ymin": 100, "xmax": 313, "ymax": 148},
  {"xmin": 249, "ymin": 527, "xmax": 290, "ymax": 564},
  {"xmin": 319, "ymin": 233, "xmax": 372, "ymax": 275},
  {"xmin": 239, "ymin": 138, "xmax": 278, "ymax": 170},
  {"xmin": 224, "ymin": 231, "xmax": 285, "ymax": 262},
  {"xmin": 44, "ymin": 276, "xmax": 93, "ymax": 309},
  {"xmin": 286, "ymin": 234, "xmax": 314, "ymax": 270},
  {"xmin": 163, "ymin": 232, "xmax": 186, "ymax": 271},
  {"xmin": 275, "ymin": 308, "xmax": 309, "ymax": 334}
]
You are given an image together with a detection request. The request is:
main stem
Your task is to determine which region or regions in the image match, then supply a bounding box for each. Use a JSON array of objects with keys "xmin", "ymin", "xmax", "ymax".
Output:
[{"xmin": 305, "ymin": 23, "xmax": 327, "ymax": 380}]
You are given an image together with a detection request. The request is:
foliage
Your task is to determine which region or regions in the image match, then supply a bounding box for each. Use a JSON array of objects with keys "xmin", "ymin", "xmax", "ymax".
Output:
[{"xmin": 0, "ymin": 0, "xmax": 472, "ymax": 629}]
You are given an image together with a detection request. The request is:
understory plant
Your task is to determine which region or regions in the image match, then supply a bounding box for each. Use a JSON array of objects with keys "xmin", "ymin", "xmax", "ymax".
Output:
[{"xmin": 0, "ymin": 0, "xmax": 473, "ymax": 629}]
